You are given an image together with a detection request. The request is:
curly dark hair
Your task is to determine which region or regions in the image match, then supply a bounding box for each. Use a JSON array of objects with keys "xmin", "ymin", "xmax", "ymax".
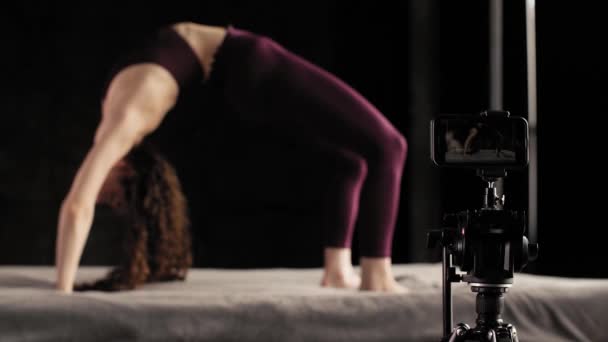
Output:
[{"xmin": 75, "ymin": 144, "xmax": 192, "ymax": 291}]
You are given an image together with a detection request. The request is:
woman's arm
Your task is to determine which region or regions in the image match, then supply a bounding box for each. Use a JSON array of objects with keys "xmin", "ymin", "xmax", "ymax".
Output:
[
  {"xmin": 55, "ymin": 64, "xmax": 179, "ymax": 293},
  {"xmin": 56, "ymin": 119, "xmax": 141, "ymax": 292}
]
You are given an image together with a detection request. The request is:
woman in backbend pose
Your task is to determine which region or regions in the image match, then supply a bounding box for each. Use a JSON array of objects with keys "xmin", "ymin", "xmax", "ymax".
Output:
[{"xmin": 55, "ymin": 22, "xmax": 408, "ymax": 293}]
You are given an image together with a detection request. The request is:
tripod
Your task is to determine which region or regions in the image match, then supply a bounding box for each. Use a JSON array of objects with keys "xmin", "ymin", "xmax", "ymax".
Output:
[
  {"xmin": 449, "ymin": 286, "xmax": 517, "ymax": 342},
  {"xmin": 428, "ymin": 170, "xmax": 538, "ymax": 342},
  {"xmin": 437, "ymin": 247, "xmax": 518, "ymax": 342}
]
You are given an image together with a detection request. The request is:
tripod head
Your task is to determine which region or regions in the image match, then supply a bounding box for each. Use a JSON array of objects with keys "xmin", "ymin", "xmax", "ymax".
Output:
[
  {"xmin": 428, "ymin": 111, "xmax": 539, "ymax": 341},
  {"xmin": 429, "ymin": 169, "xmax": 537, "ymax": 287}
]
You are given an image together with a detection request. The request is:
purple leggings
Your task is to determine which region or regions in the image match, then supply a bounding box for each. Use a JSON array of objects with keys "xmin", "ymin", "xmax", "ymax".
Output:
[{"xmin": 210, "ymin": 27, "xmax": 407, "ymax": 257}]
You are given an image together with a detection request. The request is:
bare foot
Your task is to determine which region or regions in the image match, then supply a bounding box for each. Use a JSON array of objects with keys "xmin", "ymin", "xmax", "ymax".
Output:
[
  {"xmin": 321, "ymin": 247, "xmax": 361, "ymax": 289},
  {"xmin": 360, "ymin": 277, "xmax": 408, "ymax": 293},
  {"xmin": 320, "ymin": 270, "xmax": 361, "ymax": 289},
  {"xmin": 359, "ymin": 257, "xmax": 409, "ymax": 294}
]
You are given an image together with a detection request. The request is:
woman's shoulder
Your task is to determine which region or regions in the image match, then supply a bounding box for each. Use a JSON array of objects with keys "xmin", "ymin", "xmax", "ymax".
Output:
[
  {"xmin": 101, "ymin": 23, "xmax": 210, "ymax": 99},
  {"xmin": 169, "ymin": 22, "xmax": 224, "ymax": 36}
]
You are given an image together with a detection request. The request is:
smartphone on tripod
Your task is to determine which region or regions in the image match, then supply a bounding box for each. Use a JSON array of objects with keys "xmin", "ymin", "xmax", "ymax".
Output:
[
  {"xmin": 427, "ymin": 110, "xmax": 537, "ymax": 342},
  {"xmin": 431, "ymin": 111, "xmax": 528, "ymax": 169}
]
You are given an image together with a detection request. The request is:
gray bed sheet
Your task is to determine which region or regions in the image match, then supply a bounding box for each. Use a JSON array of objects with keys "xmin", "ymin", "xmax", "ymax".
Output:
[{"xmin": 0, "ymin": 263, "xmax": 606, "ymax": 342}]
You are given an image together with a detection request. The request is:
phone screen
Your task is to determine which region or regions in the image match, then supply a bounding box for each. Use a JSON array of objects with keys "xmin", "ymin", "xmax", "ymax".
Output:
[{"xmin": 431, "ymin": 115, "xmax": 529, "ymax": 169}]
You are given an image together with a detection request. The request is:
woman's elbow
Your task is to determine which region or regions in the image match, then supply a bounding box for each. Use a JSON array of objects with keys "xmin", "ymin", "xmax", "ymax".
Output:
[{"xmin": 60, "ymin": 200, "xmax": 94, "ymax": 227}]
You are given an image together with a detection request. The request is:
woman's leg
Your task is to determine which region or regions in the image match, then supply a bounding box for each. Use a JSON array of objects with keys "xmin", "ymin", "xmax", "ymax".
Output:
[
  {"xmin": 318, "ymin": 144, "xmax": 366, "ymax": 289},
  {"xmin": 276, "ymin": 57, "xmax": 407, "ymax": 291},
  {"xmin": 222, "ymin": 32, "xmax": 408, "ymax": 291},
  {"xmin": 315, "ymin": 139, "xmax": 406, "ymax": 292}
]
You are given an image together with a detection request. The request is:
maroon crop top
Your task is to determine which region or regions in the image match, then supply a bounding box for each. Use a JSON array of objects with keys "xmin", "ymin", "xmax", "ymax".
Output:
[{"xmin": 102, "ymin": 26, "xmax": 204, "ymax": 98}]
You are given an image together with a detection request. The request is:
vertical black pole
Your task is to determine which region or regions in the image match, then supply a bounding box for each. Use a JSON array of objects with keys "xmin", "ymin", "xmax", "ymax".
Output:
[
  {"xmin": 443, "ymin": 246, "xmax": 453, "ymax": 337},
  {"xmin": 408, "ymin": 0, "xmax": 440, "ymax": 262},
  {"xmin": 525, "ymin": 0, "xmax": 538, "ymax": 246},
  {"xmin": 489, "ymin": 0, "xmax": 506, "ymax": 202},
  {"xmin": 489, "ymin": 0, "xmax": 504, "ymax": 111}
]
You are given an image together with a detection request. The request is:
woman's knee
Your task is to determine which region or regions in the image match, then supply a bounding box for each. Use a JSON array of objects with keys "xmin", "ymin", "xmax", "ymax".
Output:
[
  {"xmin": 390, "ymin": 131, "xmax": 408, "ymax": 163},
  {"xmin": 369, "ymin": 129, "xmax": 408, "ymax": 168},
  {"xmin": 341, "ymin": 149, "xmax": 369, "ymax": 182}
]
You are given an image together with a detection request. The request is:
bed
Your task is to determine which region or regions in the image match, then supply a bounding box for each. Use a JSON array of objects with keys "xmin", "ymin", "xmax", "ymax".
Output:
[{"xmin": 0, "ymin": 263, "xmax": 606, "ymax": 341}]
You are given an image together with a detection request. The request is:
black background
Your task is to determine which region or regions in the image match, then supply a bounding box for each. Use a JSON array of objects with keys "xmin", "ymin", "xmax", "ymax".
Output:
[{"xmin": 0, "ymin": 1, "xmax": 605, "ymax": 278}]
